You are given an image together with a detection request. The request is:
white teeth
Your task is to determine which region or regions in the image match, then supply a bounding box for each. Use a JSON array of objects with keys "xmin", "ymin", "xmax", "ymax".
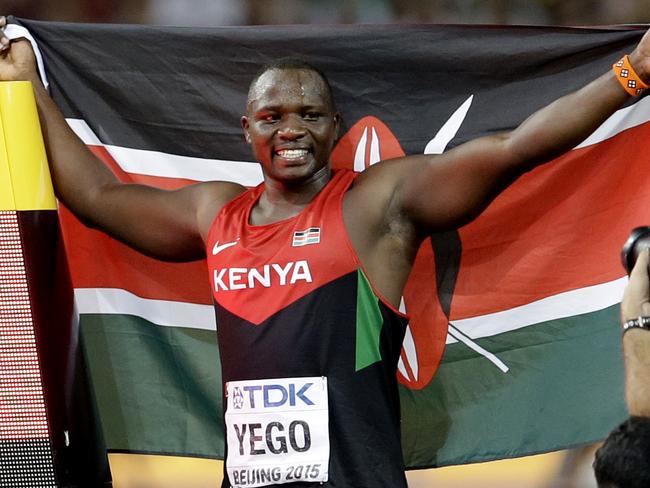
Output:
[{"xmin": 277, "ymin": 149, "xmax": 308, "ymax": 159}]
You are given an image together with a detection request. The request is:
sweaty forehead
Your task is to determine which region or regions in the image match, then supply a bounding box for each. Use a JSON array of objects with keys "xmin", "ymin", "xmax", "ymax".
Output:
[{"xmin": 247, "ymin": 69, "xmax": 331, "ymax": 110}]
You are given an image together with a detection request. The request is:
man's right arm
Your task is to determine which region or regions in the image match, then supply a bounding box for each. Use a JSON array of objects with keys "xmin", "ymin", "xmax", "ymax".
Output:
[{"xmin": 0, "ymin": 28, "xmax": 245, "ymax": 261}]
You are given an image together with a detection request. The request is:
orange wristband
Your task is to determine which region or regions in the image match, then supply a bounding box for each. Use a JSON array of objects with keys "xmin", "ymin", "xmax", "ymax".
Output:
[{"xmin": 613, "ymin": 55, "xmax": 649, "ymax": 97}]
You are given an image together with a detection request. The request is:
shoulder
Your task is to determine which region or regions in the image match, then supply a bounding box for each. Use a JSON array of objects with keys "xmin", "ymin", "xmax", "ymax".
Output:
[
  {"xmin": 199, "ymin": 180, "xmax": 248, "ymax": 199},
  {"xmin": 192, "ymin": 180, "xmax": 247, "ymax": 240},
  {"xmin": 343, "ymin": 156, "xmax": 431, "ymax": 241},
  {"xmin": 193, "ymin": 180, "xmax": 248, "ymax": 209},
  {"xmin": 347, "ymin": 156, "xmax": 430, "ymax": 208}
]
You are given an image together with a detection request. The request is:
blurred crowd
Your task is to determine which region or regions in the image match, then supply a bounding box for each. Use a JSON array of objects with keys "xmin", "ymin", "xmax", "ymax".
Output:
[{"xmin": 2, "ymin": 0, "xmax": 650, "ymax": 26}]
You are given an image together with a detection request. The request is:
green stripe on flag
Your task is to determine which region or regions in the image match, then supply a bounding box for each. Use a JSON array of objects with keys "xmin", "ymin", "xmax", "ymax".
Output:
[
  {"xmin": 400, "ymin": 304, "xmax": 627, "ymax": 468},
  {"xmin": 80, "ymin": 314, "xmax": 224, "ymax": 458},
  {"xmin": 355, "ymin": 269, "xmax": 384, "ymax": 372},
  {"xmin": 78, "ymin": 304, "xmax": 627, "ymax": 466}
]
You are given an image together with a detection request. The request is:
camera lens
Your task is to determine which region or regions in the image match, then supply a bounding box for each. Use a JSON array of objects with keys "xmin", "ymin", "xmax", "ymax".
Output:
[{"xmin": 621, "ymin": 226, "xmax": 650, "ymax": 275}]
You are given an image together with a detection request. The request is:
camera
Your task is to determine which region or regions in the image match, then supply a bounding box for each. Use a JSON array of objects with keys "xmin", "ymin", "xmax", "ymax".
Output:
[{"xmin": 621, "ymin": 226, "xmax": 650, "ymax": 275}]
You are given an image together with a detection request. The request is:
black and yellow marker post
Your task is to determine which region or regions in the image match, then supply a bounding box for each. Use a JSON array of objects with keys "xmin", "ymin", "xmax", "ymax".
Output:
[{"xmin": 0, "ymin": 81, "xmax": 110, "ymax": 487}]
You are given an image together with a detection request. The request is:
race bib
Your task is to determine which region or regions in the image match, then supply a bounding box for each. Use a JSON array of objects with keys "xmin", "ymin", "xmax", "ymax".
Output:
[{"xmin": 225, "ymin": 376, "xmax": 329, "ymax": 487}]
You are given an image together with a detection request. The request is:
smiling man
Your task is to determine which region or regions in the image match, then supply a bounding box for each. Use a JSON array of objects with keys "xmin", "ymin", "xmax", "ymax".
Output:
[
  {"xmin": 2, "ymin": 17, "xmax": 650, "ymax": 488},
  {"xmin": 243, "ymin": 62, "xmax": 339, "ymax": 187}
]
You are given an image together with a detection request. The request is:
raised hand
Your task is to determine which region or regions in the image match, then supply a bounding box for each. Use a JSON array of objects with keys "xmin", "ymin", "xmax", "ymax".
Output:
[
  {"xmin": 629, "ymin": 28, "xmax": 650, "ymax": 83},
  {"xmin": 0, "ymin": 16, "xmax": 39, "ymax": 83}
]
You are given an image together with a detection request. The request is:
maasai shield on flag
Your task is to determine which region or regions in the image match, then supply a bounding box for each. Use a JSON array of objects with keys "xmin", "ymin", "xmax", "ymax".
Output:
[{"xmin": 14, "ymin": 17, "xmax": 650, "ymax": 468}]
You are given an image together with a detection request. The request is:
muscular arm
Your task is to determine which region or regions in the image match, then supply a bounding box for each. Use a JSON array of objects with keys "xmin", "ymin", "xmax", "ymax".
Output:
[
  {"xmin": 621, "ymin": 250, "xmax": 650, "ymax": 417},
  {"xmin": 1, "ymin": 32, "xmax": 244, "ymax": 261},
  {"xmin": 395, "ymin": 32, "xmax": 650, "ymax": 232}
]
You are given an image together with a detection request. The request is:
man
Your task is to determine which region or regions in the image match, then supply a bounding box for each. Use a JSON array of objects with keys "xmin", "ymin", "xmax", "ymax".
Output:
[
  {"xmin": 593, "ymin": 249, "xmax": 650, "ymax": 488},
  {"xmin": 1, "ymin": 17, "xmax": 650, "ymax": 487}
]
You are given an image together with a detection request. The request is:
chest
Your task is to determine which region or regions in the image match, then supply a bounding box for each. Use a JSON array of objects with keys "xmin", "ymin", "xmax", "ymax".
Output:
[{"xmin": 206, "ymin": 190, "xmax": 358, "ymax": 325}]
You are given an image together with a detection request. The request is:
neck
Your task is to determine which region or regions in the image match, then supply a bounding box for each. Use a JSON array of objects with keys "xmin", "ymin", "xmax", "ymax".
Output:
[{"xmin": 253, "ymin": 166, "xmax": 332, "ymax": 225}]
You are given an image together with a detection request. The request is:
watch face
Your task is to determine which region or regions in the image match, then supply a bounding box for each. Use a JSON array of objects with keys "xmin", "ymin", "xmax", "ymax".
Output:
[{"xmin": 621, "ymin": 226, "xmax": 650, "ymax": 275}]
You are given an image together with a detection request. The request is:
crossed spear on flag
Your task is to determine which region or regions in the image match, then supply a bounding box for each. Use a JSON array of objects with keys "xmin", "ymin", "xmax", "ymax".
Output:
[{"xmin": 424, "ymin": 94, "xmax": 509, "ymax": 374}]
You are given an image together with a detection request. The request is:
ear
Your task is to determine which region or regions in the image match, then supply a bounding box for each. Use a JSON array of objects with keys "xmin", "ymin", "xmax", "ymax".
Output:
[
  {"xmin": 241, "ymin": 116, "xmax": 251, "ymax": 144},
  {"xmin": 333, "ymin": 112, "xmax": 341, "ymax": 140}
]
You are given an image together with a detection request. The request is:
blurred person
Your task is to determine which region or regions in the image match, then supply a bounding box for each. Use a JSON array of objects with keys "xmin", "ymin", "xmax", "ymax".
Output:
[
  {"xmin": 546, "ymin": 445, "xmax": 600, "ymax": 488},
  {"xmin": 246, "ymin": 0, "xmax": 308, "ymax": 25},
  {"xmin": 593, "ymin": 249, "xmax": 650, "ymax": 488},
  {"xmin": 9, "ymin": 0, "xmax": 148, "ymax": 23},
  {"xmin": 0, "ymin": 0, "xmax": 40, "ymax": 19},
  {"xmin": 594, "ymin": 418, "xmax": 650, "ymax": 488},
  {"xmin": 389, "ymin": 0, "xmax": 444, "ymax": 23},
  {"xmin": 541, "ymin": 0, "xmax": 605, "ymax": 25},
  {"xmin": 145, "ymin": 0, "xmax": 246, "ymax": 27},
  {"xmin": 3, "ymin": 16, "xmax": 650, "ymax": 488}
]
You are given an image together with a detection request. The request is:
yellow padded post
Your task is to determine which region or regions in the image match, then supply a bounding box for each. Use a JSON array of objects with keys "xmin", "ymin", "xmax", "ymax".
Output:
[
  {"xmin": 0, "ymin": 85, "xmax": 13, "ymax": 210},
  {"xmin": 0, "ymin": 81, "xmax": 56, "ymax": 211}
]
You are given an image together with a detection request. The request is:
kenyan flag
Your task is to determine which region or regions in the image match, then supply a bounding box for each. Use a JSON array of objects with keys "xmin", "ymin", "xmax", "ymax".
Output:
[{"xmin": 16, "ymin": 18, "xmax": 650, "ymax": 468}]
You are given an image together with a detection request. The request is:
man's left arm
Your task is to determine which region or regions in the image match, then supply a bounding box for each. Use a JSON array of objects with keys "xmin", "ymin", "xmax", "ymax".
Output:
[{"xmin": 396, "ymin": 29, "xmax": 650, "ymax": 232}]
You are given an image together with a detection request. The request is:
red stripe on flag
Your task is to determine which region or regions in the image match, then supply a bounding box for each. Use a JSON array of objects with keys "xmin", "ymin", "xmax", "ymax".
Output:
[
  {"xmin": 88, "ymin": 145, "xmax": 198, "ymax": 189},
  {"xmin": 61, "ymin": 146, "xmax": 210, "ymax": 304},
  {"xmin": 60, "ymin": 205, "xmax": 211, "ymax": 304},
  {"xmin": 400, "ymin": 122, "xmax": 650, "ymax": 389},
  {"xmin": 452, "ymin": 121, "xmax": 650, "ymax": 319}
]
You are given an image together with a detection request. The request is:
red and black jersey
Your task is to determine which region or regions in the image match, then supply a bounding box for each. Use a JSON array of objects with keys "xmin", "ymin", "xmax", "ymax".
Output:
[{"xmin": 206, "ymin": 169, "xmax": 409, "ymax": 488}]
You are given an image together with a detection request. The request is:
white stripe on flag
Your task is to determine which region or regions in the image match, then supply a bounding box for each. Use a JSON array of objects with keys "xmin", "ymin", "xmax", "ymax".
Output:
[
  {"xmin": 576, "ymin": 95, "xmax": 650, "ymax": 149},
  {"xmin": 446, "ymin": 276, "xmax": 627, "ymax": 344},
  {"xmin": 73, "ymin": 275, "xmax": 624, "ymax": 341},
  {"xmin": 67, "ymin": 96, "xmax": 650, "ymax": 187},
  {"xmin": 67, "ymin": 119, "xmax": 102, "ymax": 145},
  {"xmin": 66, "ymin": 119, "xmax": 264, "ymax": 186},
  {"xmin": 74, "ymin": 288, "xmax": 216, "ymax": 331}
]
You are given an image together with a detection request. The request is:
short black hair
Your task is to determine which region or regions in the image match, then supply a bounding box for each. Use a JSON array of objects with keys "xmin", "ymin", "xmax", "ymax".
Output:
[
  {"xmin": 248, "ymin": 58, "xmax": 336, "ymax": 110},
  {"xmin": 593, "ymin": 416, "xmax": 650, "ymax": 488}
]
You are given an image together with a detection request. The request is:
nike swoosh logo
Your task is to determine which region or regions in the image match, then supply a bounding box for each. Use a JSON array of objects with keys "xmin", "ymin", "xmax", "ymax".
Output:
[{"xmin": 212, "ymin": 239, "xmax": 239, "ymax": 256}]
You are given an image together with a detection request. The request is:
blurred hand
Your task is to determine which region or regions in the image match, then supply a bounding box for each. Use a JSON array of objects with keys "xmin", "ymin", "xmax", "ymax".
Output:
[{"xmin": 621, "ymin": 249, "xmax": 650, "ymax": 324}]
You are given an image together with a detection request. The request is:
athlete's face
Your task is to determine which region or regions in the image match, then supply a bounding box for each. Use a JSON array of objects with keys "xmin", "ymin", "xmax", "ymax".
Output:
[{"xmin": 242, "ymin": 69, "xmax": 340, "ymax": 184}]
